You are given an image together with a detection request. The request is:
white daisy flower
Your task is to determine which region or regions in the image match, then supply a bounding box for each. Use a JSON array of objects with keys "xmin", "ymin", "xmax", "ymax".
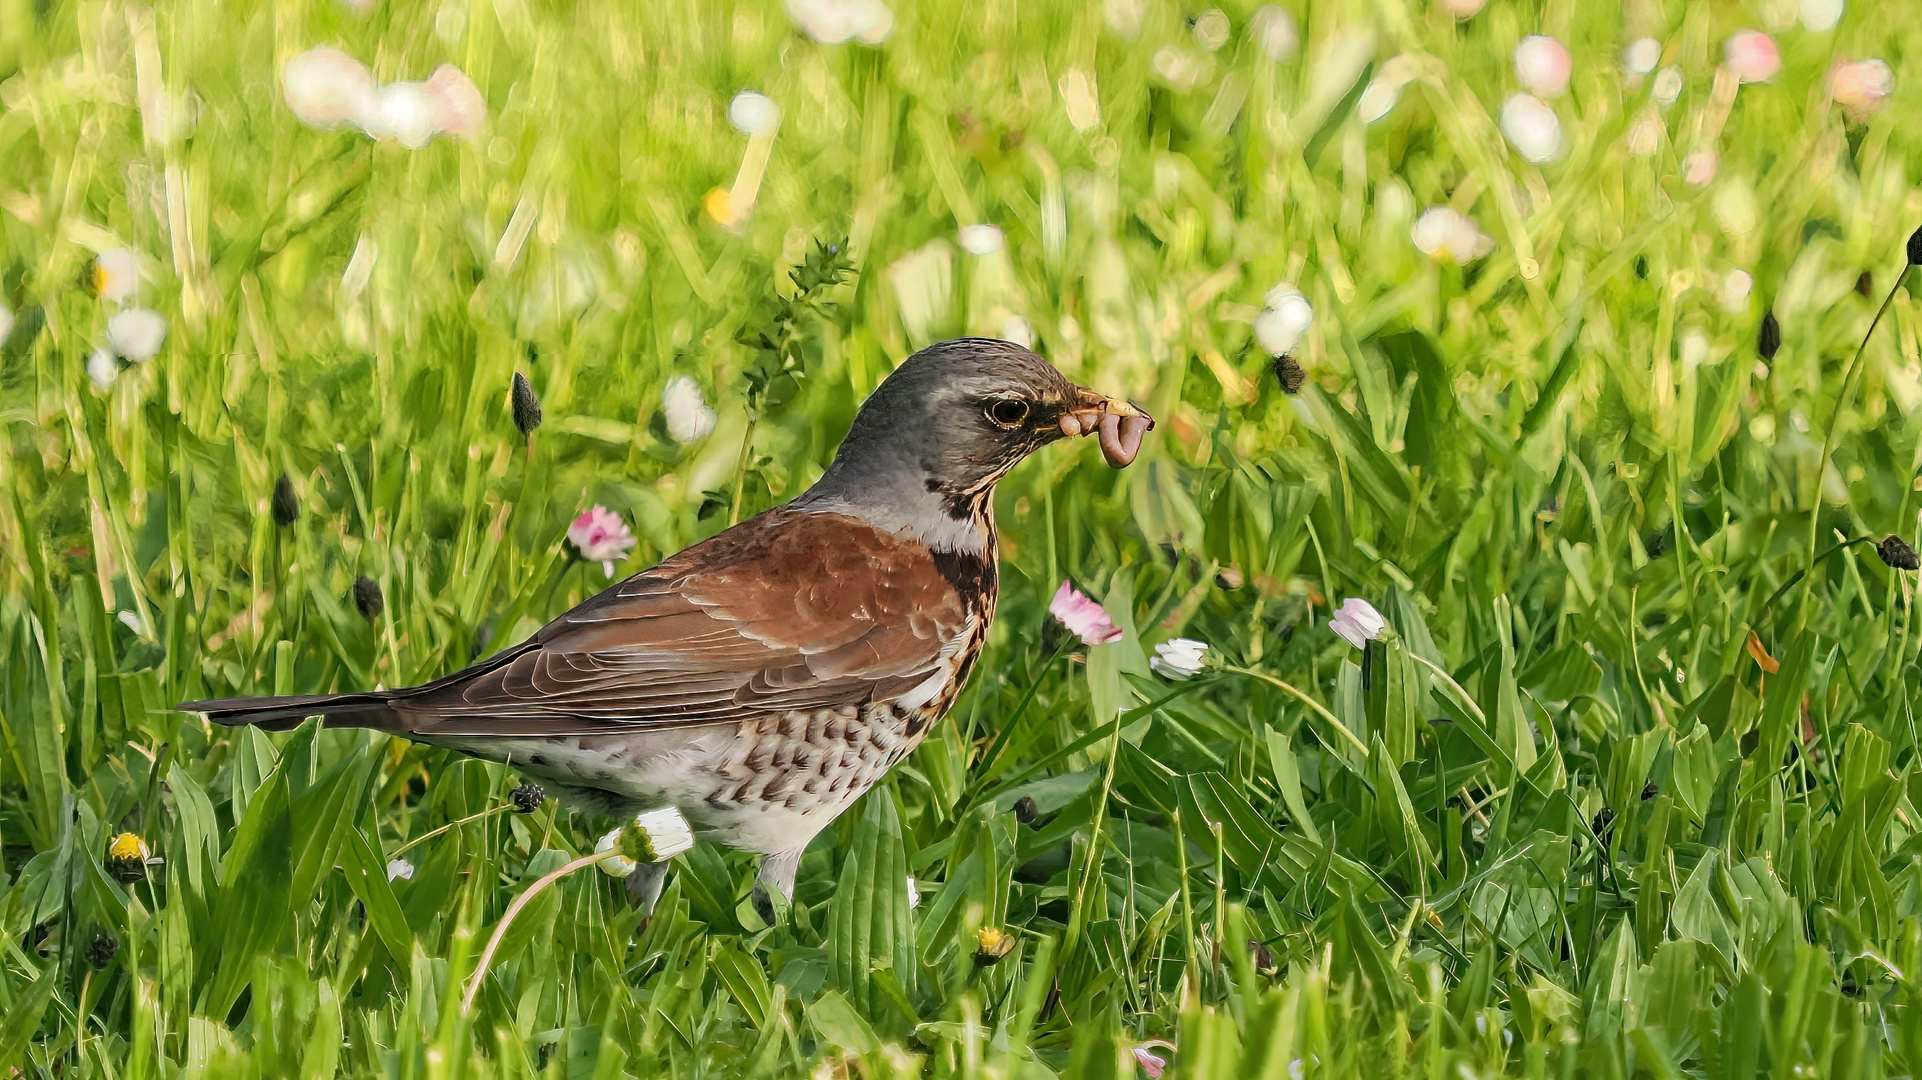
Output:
[
  {"xmin": 662, "ymin": 375, "xmax": 717, "ymax": 444},
  {"xmin": 728, "ymin": 91, "xmax": 781, "ymax": 137},
  {"xmin": 93, "ymin": 248, "xmax": 142, "ymax": 304},
  {"xmin": 596, "ymin": 807, "xmax": 695, "ymax": 877},
  {"xmin": 1328, "ymin": 598, "xmax": 1387, "ymax": 649},
  {"xmin": 786, "ymin": 0, "xmax": 892, "ymax": 46},
  {"xmin": 1150, "ymin": 637, "xmax": 1210, "ymax": 680},
  {"xmin": 106, "ymin": 307, "xmax": 167, "ymax": 362},
  {"xmin": 1829, "ymin": 59, "xmax": 1893, "ymax": 117},
  {"xmin": 385, "ymin": 858, "xmax": 416, "ymax": 882},
  {"xmin": 957, "ymin": 224, "xmax": 1004, "ymax": 256},
  {"xmin": 1500, "ymin": 93, "xmax": 1561, "ymax": 163},
  {"xmin": 1411, "ymin": 207, "xmax": 1492, "ymax": 265}
]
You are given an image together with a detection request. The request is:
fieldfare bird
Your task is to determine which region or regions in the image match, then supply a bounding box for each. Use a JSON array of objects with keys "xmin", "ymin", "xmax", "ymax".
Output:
[{"xmin": 181, "ymin": 339, "xmax": 1152, "ymax": 910}]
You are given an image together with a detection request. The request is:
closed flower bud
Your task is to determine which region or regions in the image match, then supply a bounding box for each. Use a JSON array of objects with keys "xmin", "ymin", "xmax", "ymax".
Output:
[
  {"xmin": 272, "ymin": 474, "xmax": 299, "ymax": 528},
  {"xmin": 354, "ymin": 575, "xmax": 384, "ymax": 619},
  {"xmin": 511, "ymin": 371, "xmax": 542, "ymax": 436},
  {"xmin": 1591, "ymin": 806, "xmax": 1616, "ymax": 840},
  {"xmin": 511, "ymin": 782, "xmax": 546, "ymax": 813},
  {"xmin": 105, "ymin": 831, "xmax": 152, "ymax": 883},
  {"xmin": 86, "ymin": 931, "xmax": 120, "ymax": 969},
  {"xmin": 1641, "ymin": 780, "xmax": 1659, "ymax": 801},
  {"xmin": 1877, "ymin": 534, "xmax": 1919, "ymax": 571},
  {"xmin": 1758, "ymin": 310, "xmax": 1781, "ymax": 361},
  {"xmin": 1908, "ymin": 225, "xmax": 1922, "ymax": 267},
  {"xmin": 1272, "ymin": 355, "xmax": 1306, "ymax": 394},
  {"xmin": 1249, "ymin": 938, "xmax": 1277, "ymax": 976},
  {"xmin": 1011, "ymin": 795, "xmax": 1038, "ymax": 825}
]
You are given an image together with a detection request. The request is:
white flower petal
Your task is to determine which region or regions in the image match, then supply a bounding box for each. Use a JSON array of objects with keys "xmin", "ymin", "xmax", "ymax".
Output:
[
  {"xmin": 88, "ymin": 348, "xmax": 119, "ymax": 389},
  {"xmin": 1500, "ymin": 93, "xmax": 1561, "ymax": 163},
  {"xmin": 957, "ymin": 223, "xmax": 1004, "ymax": 256},
  {"xmin": 106, "ymin": 308, "xmax": 167, "ymax": 362},
  {"xmin": 662, "ymin": 375, "xmax": 717, "ymax": 444},
  {"xmin": 367, "ymin": 82, "xmax": 440, "ymax": 148},
  {"xmin": 1623, "ymin": 38, "xmax": 1661, "ymax": 77},
  {"xmin": 282, "ymin": 47, "xmax": 377, "ymax": 130},
  {"xmin": 728, "ymin": 91, "xmax": 781, "ymax": 137}
]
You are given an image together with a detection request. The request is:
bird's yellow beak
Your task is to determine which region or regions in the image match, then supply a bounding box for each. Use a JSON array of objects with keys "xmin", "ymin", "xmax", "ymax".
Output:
[{"xmin": 1058, "ymin": 387, "xmax": 1155, "ymax": 467}]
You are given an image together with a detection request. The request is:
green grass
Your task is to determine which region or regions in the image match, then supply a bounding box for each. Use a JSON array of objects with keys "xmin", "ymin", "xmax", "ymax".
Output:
[{"xmin": 5, "ymin": 0, "xmax": 1922, "ymax": 1075}]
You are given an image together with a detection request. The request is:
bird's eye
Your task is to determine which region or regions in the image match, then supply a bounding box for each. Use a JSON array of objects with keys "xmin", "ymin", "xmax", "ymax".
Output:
[{"xmin": 988, "ymin": 399, "xmax": 1030, "ymax": 428}]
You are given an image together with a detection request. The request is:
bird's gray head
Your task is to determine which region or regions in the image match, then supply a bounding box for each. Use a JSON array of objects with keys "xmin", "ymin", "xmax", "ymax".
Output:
[{"xmin": 799, "ymin": 339, "xmax": 1153, "ymax": 542}]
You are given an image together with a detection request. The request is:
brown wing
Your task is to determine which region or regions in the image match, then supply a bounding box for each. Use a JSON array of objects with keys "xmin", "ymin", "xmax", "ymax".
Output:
[{"xmin": 388, "ymin": 508, "xmax": 972, "ymax": 736}]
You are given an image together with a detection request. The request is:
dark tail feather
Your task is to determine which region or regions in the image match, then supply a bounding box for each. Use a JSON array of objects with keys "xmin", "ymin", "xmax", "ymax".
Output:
[{"xmin": 177, "ymin": 692, "xmax": 405, "ymax": 732}]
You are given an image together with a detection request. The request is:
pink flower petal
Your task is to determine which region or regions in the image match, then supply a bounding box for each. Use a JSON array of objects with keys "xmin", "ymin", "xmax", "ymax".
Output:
[{"xmin": 1049, "ymin": 581, "xmax": 1124, "ymax": 646}]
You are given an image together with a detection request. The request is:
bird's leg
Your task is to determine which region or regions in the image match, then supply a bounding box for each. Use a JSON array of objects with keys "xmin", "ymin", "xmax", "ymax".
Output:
[
  {"xmin": 625, "ymin": 861, "xmax": 668, "ymax": 919},
  {"xmin": 752, "ymin": 849, "xmax": 801, "ymax": 925}
]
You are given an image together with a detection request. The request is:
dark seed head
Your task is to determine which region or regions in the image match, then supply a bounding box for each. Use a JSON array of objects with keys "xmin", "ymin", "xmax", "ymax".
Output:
[
  {"xmin": 1640, "ymin": 780, "xmax": 1659, "ymax": 801},
  {"xmin": 511, "ymin": 371, "xmax": 542, "ymax": 436},
  {"xmin": 353, "ymin": 575, "xmax": 384, "ymax": 620},
  {"xmin": 1758, "ymin": 310, "xmax": 1781, "ymax": 361},
  {"xmin": 1856, "ymin": 271, "xmax": 1874, "ymax": 297},
  {"xmin": 1011, "ymin": 796, "xmax": 1038, "ymax": 825},
  {"xmin": 511, "ymin": 783, "xmax": 546, "ymax": 814},
  {"xmin": 1878, "ymin": 535, "xmax": 1920, "ymax": 571},
  {"xmin": 1645, "ymin": 528, "xmax": 1669, "ymax": 559},
  {"xmin": 1272, "ymin": 355, "xmax": 1306, "ymax": 394},
  {"xmin": 86, "ymin": 931, "xmax": 119, "ymax": 969},
  {"xmin": 1907, "ymin": 224, "xmax": 1922, "ymax": 266},
  {"xmin": 271, "ymin": 474, "xmax": 299, "ymax": 528},
  {"xmin": 1591, "ymin": 806, "xmax": 1616, "ymax": 840},
  {"xmin": 1248, "ymin": 938, "xmax": 1277, "ymax": 976}
]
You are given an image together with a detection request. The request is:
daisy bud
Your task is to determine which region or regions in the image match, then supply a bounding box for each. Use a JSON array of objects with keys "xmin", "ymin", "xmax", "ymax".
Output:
[
  {"xmin": 958, "ymin": 223, "xmax": 1005, "ymax": 256},
  {"xmin": 1512, "ymin": 35, "xmax": 1571, "ymax": 98},
  {"xmin": 1877, "ymin": 535, "xmax": 1919, "ymax": 571},
  {"xmin": 272, "ymin": 474, "xmax": 299, "ymax": 528},
  {"xmin": 974, "ymin": 926, "xmax": 1016, "ymax": 966},
  {"xmin": 1500, "ymin": 93, "xmax": 1562, "ymax": 163},
  {"xmin": 1907, "ymin": 225, "xmax": 1922, "ymax": 267},
  {"xmin": 1132, "ymin": 1047, "xmax": 1169, "ymax": 1079},
  {"xmin": 1249, "ymin": 938, "xmax": 1277, "ymax": 976},
  {"xmin": 1802, "ymin": 0, "xmax": 1844, "ymax": 32},
  {"xmin": 1652, "ymin": 66, "xmax": 1684, "ymax": 108},
  {"xmin": 353, "ymin": 575, "xmax": 384, "ymax": 620},
  {"xmin": 511, "ymin": 371, "xmax": 543, "ymax": 436},
  {"xmin": 1623, "ymin": 38, "xmax": 1661, "ymax": 77},
  {"xmin": 1328, "ymin": 597, "xmax": 1387, "ymax": 650},
  {"xmin": 1829, "ymin": 59, "xmax": 1893, "ymax": 118},
  {"xmin": 1011, "ymin": 795, "xmax": 1038, "ymax": 825},
  {"xmin": 510, "ymin": 782, "xmax": 546, "ymax": 813},
  {"xmin": 596, "ymin": 807, "xmax": 695, "ymax": 876},
  {"xmin": 105, "ymin": 831, "xmax": 152, "ymax": 883},
  {"xmin": 1724, "ymin": 30, "xmax": 1781, "ymax": 84},
  {"xmin": 1758, "ymin": 310, "xmax": 1781, "ymax": 360},
  {"xmin": 86, "ymin": 931, "xmax": 120, "ymax": 969},
  {"xmin": 1857, "ymin": 272, "xmax": 1875, "ymax": 298}
]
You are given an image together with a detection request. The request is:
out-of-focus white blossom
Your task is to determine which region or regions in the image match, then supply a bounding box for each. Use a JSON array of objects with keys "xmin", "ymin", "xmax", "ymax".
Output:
[
  {"xmin": 1151, "ymin": 46, "xmax": 1204, "ymax": 91},
  {"xmin": 662, "ymin": 375, "xmax": 717, "ymax": 445},
  {"xmin": 905, "ymin": 876, "xmax": 920, "ymax": 908},
  {"xmin": 1059, "ymin": 68, "xmax": 1101, "ymax": 132},
  {"xmin": 1626, "ymin": 108, "xmax": 1665, "ymax": 156},
  {"xmin": 1412, "ymin": 207, "xmax": 1493, "ymax": 265},
  {"xmin": 728, "ymin": 91, "xmax": 781, "ymax": 136},
  {"xmin": 1500, "ymin": 93, "xmax": 1561, "ymax": 163},
  {"xmin": 1724, "ymin": 30, "xmax": 1781, "ymax": 84},
  {"xmin": 1440, "ymin": 0, "xmax": 1485, "ymax": 17},
  {"xmin": 426, "ymin": 64, "xmax": 486, "ymax": 139},
  {"xmin": 107, "ymin": 308, "xmax": 167, "ymax": 362},
  {"xmin": 1001, "ymin": 313, "xmax": 1035, "ymax": 348},
  {"xmin": 1192, "ymin": 9, "xmax": 1230, "ymax": 51},
  {"xmin": 93, "ymin": 248, "xmax": 141, "ymax": 304},
  {"xmin": 1103, "ymin": 0, "xmax": 1145, "ymax": 37},
  {"xmin": 786, "ymin": 0, "xmax": 893, "ymax": 45},
  {"xmin": 385, "ymin": 858, "xmax": 416, "ymax": 882},
  {"xmin": 88, "ymin": 348, "xmax": 118, "ymax": 390},
  {"xmin": 1683, "ymin": 151, "xmax": 1719, "ymax": 187},
  {"xmin": 1624, "ymin": 38, "xmax": 1662, "ymax": 77},
  {"xmin": 1250, "ymin": 6, "xmax": 1298, "ymax": 62},
  {"xmin": 958, "ymin": 224, "xmax": 1004, "ymax": 256},
  {"xmin": 0, "ymin": 303, "xmax": 11, "ymax": 346},
  {"xmin": 1680, "ymin": 328, "xmax": 1710, "ymax": 369},
  {"xmin": 1652, "ymin": 66, "xmax": 1684, "ymax": 107},
  {"xmin": 1513, "ymin": 36, "xmax": 1571, "ymax": 97},
  {"xmin": 366, "ymin": 82, "xmax": 439, "ymax": 148},
  {"xmin": 1830, "ymin": 59, "xmax": 1893, "ymax": 118},
  {"xmin": 283, "ymin": 47, "xmax": 377, "ymax": 130},
  {"xmin": 1254, "ymin": 284, "xmax": 1313, "ymax": 356},
  {"xmin": 1722, "ymin": 269, "xmax": 1754, "ymax": 312},
  {"xmin": 1357, "ymin": 55, "xmax": 1418, "ymax": 124},
  {"xmin": 1802, "ymin": 0, "xmax": 1844, "ymax": 32}
]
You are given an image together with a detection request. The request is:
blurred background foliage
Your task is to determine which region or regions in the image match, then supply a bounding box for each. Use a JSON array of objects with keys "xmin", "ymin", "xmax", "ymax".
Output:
[{"xmin": 5, "ymin": 0, "xmax": 1922, "ymax": 1075}]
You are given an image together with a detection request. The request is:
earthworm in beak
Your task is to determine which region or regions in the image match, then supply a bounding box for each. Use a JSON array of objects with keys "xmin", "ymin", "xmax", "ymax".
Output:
[{"xmin": 1097, "ymin": 409, "xmax": 1154, "ymax": 468}]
